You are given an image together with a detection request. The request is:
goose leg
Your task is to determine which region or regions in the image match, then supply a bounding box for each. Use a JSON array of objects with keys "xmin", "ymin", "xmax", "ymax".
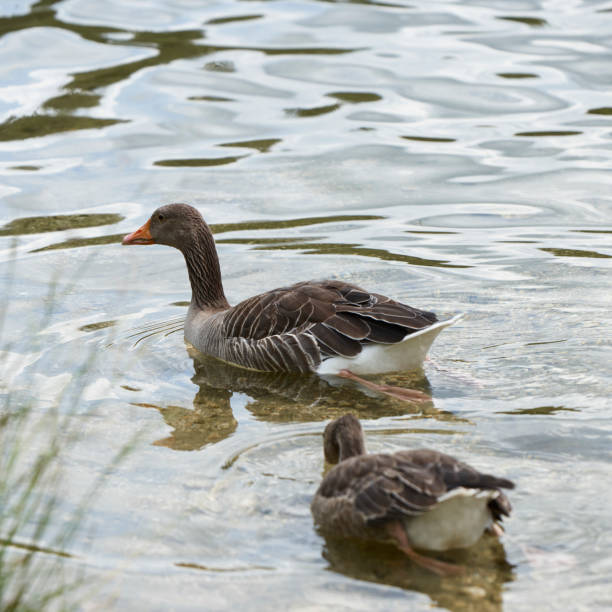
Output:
[
  {"xmin": 386, "ymin": 521, "xmax": 464, "ymax": 577},
  {"xmin": 487, "ymin": 522, "xmax": 504, "ymax": 538},
  {"xmin": 337, "ymin": 369, "xmax": 431, "ymax": 403}
]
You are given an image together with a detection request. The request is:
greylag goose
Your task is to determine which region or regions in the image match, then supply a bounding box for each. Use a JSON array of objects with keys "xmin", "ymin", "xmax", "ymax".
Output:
[
  {"xmin": 311, "ymin": 414, "xmax": 514, "ymax": 575},
  {"xmin": 122, "ymin": 203, "xmax": 461, "ymax": 400}
]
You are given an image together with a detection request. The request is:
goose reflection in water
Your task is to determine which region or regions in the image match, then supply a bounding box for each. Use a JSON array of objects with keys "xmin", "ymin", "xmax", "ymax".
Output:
[
  {"xmin": 136, "ymin": 346, "xmax": 466, "ymax": 451},
  {"xmin": 321, "ymin": 533, "xmax": 513, "ymax": 612}
]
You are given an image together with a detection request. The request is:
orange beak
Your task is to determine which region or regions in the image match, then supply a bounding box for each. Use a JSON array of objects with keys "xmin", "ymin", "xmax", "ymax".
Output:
[{"xmin": 122, "ymin": 219, "xmax": 154, "ymax": 245}]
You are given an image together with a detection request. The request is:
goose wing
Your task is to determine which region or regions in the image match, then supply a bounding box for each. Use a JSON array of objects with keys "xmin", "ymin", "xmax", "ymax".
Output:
[
  {"xmin": 318, "ymin": 450, "xmax": 514, "ymax": 527},
  {"xmin": 221, "ymin": 280, "xmax": 438, "ymax": 371}
]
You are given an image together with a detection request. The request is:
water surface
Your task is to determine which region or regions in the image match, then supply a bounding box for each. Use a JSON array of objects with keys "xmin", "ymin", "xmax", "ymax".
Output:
[{"xmin": 1, "ymin": 1, "xmax": 611, "ymax": 610}]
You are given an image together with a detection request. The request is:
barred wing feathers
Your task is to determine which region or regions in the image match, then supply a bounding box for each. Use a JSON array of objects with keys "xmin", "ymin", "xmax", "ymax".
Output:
[
  {"xmin": 314, "ymin": 449, "xmax": 514, "ymax": 530},
  {"xmin": 220, "ymin": 280, "xmax": 438, "ymax": 372}
]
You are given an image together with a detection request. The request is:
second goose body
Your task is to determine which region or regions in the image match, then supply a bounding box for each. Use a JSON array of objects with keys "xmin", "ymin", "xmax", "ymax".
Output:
[{"xmin": 311, "ymin": 414, "xmax": 514, "ymax": 574}]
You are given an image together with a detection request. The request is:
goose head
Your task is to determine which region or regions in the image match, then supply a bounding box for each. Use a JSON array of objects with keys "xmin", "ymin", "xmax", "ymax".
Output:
[
  {"xmin": 122, "ymin": 203, "xmax": 228, "ymax": 310},
  {"xmin": 122, "ymin": 203, "xmax": 208, "ymax": 251}
]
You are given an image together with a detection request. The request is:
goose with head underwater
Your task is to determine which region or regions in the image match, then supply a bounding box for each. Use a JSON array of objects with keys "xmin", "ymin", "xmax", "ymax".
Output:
[
  {"xmin": 311, "ymin": 414, "xmax": 514, "ymax": 575},
  {"xmin": 122, "ymin": 203, "xmax": 462, "ymax": 401}
]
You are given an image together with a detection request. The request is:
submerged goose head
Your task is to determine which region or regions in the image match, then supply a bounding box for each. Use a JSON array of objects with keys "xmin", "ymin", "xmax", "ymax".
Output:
[{"xmin": 323, "ymin": 413, "xmax": 366, "ymax": 464}]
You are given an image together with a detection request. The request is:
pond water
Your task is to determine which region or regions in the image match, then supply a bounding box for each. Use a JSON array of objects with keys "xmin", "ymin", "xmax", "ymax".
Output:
[{"xmin": 1, "ymin": 0, "xmax": 611, "ymax": 610}]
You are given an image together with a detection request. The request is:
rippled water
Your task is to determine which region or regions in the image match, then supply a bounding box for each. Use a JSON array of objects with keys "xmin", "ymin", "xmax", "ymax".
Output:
[{"xmin": 1, "ymin": 0, "xmax": 611, "ymax": 610}]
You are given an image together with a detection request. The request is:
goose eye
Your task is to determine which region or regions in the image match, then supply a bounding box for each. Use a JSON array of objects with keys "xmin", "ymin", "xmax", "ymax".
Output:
[{"xmin": 157, "ymin": 213, "xmax": 164, "ymax": 222}]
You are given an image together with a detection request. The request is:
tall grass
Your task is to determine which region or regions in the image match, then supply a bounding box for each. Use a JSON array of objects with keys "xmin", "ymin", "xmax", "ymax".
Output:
[
  {"xmin": 0, "ymin": 266, "xmax": 133, "ymax": 611},
  {"xmin": 1, "ymin": 400, "xmax": 80, "ymax": 610}
]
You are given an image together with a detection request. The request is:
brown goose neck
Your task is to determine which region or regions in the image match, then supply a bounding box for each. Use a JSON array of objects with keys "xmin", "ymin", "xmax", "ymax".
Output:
[
  {"xmin": 181, "ymin": 225, "xmax": 230, "ymax": 311},
  {"xmin": 324, "ymin": 416, "xmax": 366, "ymax": 463},
  {"xmin": 337, "ymin": 429, "xmax": 366, "ymax": 462}
]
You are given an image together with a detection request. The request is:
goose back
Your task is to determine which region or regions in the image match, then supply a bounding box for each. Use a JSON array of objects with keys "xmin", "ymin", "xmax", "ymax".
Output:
[
  {"xmin": 311, "ymin": 448, "xmax": 513, "ymax": 542},
  {"xmin": 186, "ymin": 279, "xmax": 438, "ymax": 373}
]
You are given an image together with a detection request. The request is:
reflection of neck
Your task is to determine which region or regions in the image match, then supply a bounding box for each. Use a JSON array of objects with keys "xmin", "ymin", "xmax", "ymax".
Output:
[{"xmin": 181, "ymin": 225, "xmax": 230, "ymax": 311}]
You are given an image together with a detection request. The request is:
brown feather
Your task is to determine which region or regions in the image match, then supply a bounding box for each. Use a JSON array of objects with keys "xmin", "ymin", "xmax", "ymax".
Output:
[
  {"xmin": 359, "ymin": 317, "xmax": 408, "ymax": 344},
  {"xmin": 220, "ymin": 280, "xmax": 438, "ymax": 367},
  {"xmin": 311, "ymin": 323, "xmax": 362, "ymax": 357},
  {"xmin": 324, "ymin": 314, "xmax": 370, "ymax": 340}
]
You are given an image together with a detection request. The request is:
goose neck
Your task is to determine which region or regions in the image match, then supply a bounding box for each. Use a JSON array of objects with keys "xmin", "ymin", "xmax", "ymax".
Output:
[
  {"xmin": 338, "ymin": 431, "xmax": 366, "ymax": 462},
  {"xmin": 181, "ymin": 228, "xmax": 229, "ymax": 311}
]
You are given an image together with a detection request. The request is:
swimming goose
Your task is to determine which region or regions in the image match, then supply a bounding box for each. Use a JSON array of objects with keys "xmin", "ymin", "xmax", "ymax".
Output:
[
  {"xmin": 122, "ymin": 203, "xmax": 461, "ymax": 400},
  {"xmin": 311, "ymin": 414, "xmax": 514, "ymax": 575}
]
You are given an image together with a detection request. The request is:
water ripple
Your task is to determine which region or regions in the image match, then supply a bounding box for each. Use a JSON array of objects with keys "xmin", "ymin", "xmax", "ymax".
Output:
[{"xmin": 2, "ymin": 0, "xmax": 612, "ymax": 609}]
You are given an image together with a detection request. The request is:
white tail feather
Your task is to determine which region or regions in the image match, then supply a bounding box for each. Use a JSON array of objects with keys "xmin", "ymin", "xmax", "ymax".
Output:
[{"xmin": 317, "ymin": 313, "xmax": 464, "ymax": 375}]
